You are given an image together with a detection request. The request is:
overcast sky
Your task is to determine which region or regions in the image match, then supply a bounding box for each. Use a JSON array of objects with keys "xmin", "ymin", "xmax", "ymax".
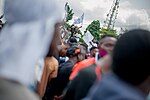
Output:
[
  {"xmin": 0, "ymin": 0, "xmax": 150, "ymax": 30},
  {"xmin": 59, "ymin": 0, "xmax": 150, "ymax": 30}
]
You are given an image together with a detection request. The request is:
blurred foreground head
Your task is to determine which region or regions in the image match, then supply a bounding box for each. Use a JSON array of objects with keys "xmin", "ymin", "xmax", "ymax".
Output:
[
  {"xmin": 112, "ymin": 29, "xmax": 150, "ymax": 93},
  {"xmin": 0, "ymin": 0, "xmax": 63, "ymax": 86}
]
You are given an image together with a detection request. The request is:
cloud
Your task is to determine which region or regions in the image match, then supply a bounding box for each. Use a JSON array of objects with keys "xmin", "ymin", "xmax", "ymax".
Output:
[
  {"xmin": 0, "ymin": 0, "xmax": 150, "ymax": 30},
  {"xmin": 116, "ymin": 1, "xmax": 150, "ymax": 30},
  {"xmin": 80, "ymin": 0, "xmax": 112, "ymax": 11},
  {"xmin": 61, "ymin": 0, "xmax": 150, "ymax": 31},
  {"xmin": 0, "ymin": 0, "xmax": 4, "ymax": 15}
]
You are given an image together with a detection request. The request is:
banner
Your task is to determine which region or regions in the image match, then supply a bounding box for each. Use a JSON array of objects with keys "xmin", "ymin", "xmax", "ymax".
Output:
[{"xmin": 73, "ymin": 13, "xmax": 84, "ymax": 25}]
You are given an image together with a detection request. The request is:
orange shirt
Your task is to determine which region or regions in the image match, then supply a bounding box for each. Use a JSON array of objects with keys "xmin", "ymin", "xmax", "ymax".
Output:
[{"xmin": 69, "ymin": 58, "xmax": 96, "ymax": 80}]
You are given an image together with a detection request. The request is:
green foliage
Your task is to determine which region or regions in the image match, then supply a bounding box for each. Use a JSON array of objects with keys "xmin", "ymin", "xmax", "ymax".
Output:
[
  {"xmin": 79, "ymin": 38, "xmax": 85, "ymax": 43},
  {"xmin": 65, "ymin": 22, "xmax": 71, "ymax": 30},
  {"xmin": 85, "ymin": 20, "xmax": 118, "ymax": 41},
  {"xmin": 78, "ymin": 29, "xmax": 85, "ymax": 43},
  {"xmin": 100, "ymin": 28, "xmax": 117, "ymax": 38},
  {"xmin": 63, "ymin": 3, "xmax": 87, "ymax": 44},
  {"xmin": 86, "ymin": 20, "xmax": 101, "ymax": 41},
  {"xmin": 65, "ymin": 2, "xmax": 74, "ymax": 22}
]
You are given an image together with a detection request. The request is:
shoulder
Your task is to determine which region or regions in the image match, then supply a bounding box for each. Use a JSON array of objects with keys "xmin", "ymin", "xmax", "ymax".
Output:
[
  {"xmin": 45, "ymin": 57, "xmax": 58, "ymax": 70},
  {"xmin": 59, "ymin": 61, "xmax": 74, "ymax": 70},
  {"xmin": 80, "ymin": 64, "xmax": 97, "ymax": 74},
  {"xmin": 84, "ymin": 73, "xmax": 145, "ymax": 100},
  {"xmin": 75, "ymin": 64, "xmax": 97, "ymax": 81},
  {"xmin": 45, "ymin": 57, "xmax": 58, "ymax": 65}
]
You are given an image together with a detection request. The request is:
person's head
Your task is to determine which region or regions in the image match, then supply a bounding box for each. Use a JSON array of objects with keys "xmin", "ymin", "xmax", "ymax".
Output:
[
  {"xmin": 112, "ymin": 29, "xmax": 150, "ymax": 95},
  {"xmin": 66, "ymin": 46, "xmax": 85, "ymax": 64},
  {"xmin": 71, "ymin": 25, "xmax": 75, "ymax": 33},
  {"xmin": 70, "ymin": 37, "xmax": 77, "ymax": 43},
  {"xmin": 58, "ymin": 44, "xmax": 70, "ymax": 57},
  {"xmin": 90, "ymin": 46, "xmax": 99, "ymax": 57},
  {"xmin": 80, "ymin": 43, "xmax": 88, "ymax": 53},
  {"xmin": 79, "ymin": 43, "xmax": 88, "ymax": 59},
  {"xmin": 69, "ymin": 37, "xmax": 78, "ymax": 47},
  {"xmin": 98, "ymin": 35, "xmax": 117, "ymax": 57},
  {"xmin": 85, "ymin": 49, "xmax": 91, "ymax": 59}
]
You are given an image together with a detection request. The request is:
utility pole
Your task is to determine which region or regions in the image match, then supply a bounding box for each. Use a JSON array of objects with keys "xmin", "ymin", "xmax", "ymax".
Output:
[{"xmin": 103, "ymin": 0, "xmax": 120, "ymax": 30}]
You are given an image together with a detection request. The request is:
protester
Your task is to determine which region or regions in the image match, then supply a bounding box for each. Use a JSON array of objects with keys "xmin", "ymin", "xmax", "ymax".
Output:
[
  {"xmin": 37, "ymin": 23, "xmax": 62, "ymax": 98},
  {"xmin": 84, "ymin": 29, "xmax": 150, "ymax": 100},
  {"xmin": 85, "ymin": 49, "xmax": 91, "ymax": 59},
  {"xmin": 58, "ymin": 45, "xmax": 70, "ymax": 57},
  {"xmin": 43, "ymin": 46, "xmax": 86, "ymax": 100},
  {"xmin": 99, "ymin": 34, "xmax": 117, "ymax": 57},
  {"xmin": 64, "ymin": 35, "xmax": 117, "ymax": 100},
  {"xmin": 80, "ymin": 43, "xmax": 88, "ymax": 54},
  {"xmin": 69, "ymin": 35, "xmax": 116, "ymax": 81},
  {"xmin": 69, "ymin": 37, "xmax": 78, "ymax": 47},
  {"xmin": 97, "ymin": 34, "xmax": 117, "ymax": 72},
  {"xmin": 0, "ymin": 0, "xmax": 63, "ymax": 99},
  {"xmin": 90, "ymin": 46, "xmax": 99, "ymax": 57},
  {"xmin": 69, "ymin": 57, "xmax": 96, "ymax": 81}
]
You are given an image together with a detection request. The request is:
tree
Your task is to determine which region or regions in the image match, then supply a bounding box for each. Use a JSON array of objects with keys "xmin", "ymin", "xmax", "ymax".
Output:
[
  {"xmin": 99, "ymin": 28, "xmax": 117, "ymax": 37},
  {"xmin": 62, "ymin": 3, "xmax": 86, "ymax": 44},
  {"xmin": 65, "ymin": 2, "xmax": 74, "ymax": 22},
  {"xmin": 61, "ymin": 3, "xmax": 74, "ymax": 43},
  {"xmin": 85, "ymin": 20, "xmax": 118, "ymax": 42},
  {"xmin": 86, "ymin": 20, "xmax": 101, "ymax": 41}
]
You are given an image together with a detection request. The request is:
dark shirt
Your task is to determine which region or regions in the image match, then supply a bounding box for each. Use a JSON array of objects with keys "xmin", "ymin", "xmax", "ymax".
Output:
[
  {"xmin": 43, "ymin": 61, "xmax": 74, "ymax": 100},
  {"xmin": 83, "ymin": 72, "xmax": 146, "ymax": 100},
  {"xmin": 63, "ymin": 64, "xmax": 99, "ymax": 100}
]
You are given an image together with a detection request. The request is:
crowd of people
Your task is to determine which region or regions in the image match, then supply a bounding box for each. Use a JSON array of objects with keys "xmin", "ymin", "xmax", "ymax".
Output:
[{"xmin": 0, "ymin": 0, "xmax": 150, "ymax": 100}]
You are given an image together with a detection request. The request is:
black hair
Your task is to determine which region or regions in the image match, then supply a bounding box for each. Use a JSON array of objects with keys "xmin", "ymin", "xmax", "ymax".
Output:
[
  {"xmin": 101, "ymin": 34, "xmax": 115, "ymax": 39},
  {"xmin": 90, "ymin": 46, "xmax": 97, "ymax": 52},
  {"xmin": 66, "ymin": 46, "xmax": 80, "ymax": 58},
  {"xmin": 69, "ymin": 37, "xmax": 77, "ymax": 43},
  {"xmin": 80, "ymin": 43, "xmax": 88, "ymax": 50},
  {"xmin": 69, "ymin": 37, "xmax": 78, "ymax": 47},
  {"xmin": 112, "ymin": 29, "xmax": 150, "ymax": 85},
  {"xmin": 99, "ymin": 34, "xmax": 116, "ymax": 45}
]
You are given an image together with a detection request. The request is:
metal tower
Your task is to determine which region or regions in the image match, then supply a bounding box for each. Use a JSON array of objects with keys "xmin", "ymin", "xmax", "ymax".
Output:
[{"xmin": 103, "ymin": 0, "xmax": 120, "ymax": 30}]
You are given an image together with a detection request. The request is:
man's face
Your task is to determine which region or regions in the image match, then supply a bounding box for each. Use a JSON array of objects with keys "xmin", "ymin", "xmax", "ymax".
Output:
[
  {"xmin": 91, "ymin": 48, "xmax": 99, "ymax": 57},
  {"xmin": 99, "ymin": 37, "xmax": 117, "ymax": 56}
]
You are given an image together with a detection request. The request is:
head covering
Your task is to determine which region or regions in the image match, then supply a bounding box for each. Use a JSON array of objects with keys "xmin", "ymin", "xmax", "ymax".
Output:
[
  {"xmin": 66, "ymin": 46, "xmax": 80, "ymax": 57},
  {"xmin": 112, "ymin": 29, "xmax": 150, "ymax": 85},
  {"xmin": 0, "ymin": 0, "xmax": 63, "ymax": 86},
  {"xmin": 70, "ymin": 37, "xmax": 77, "ymax": 43},
  {"xmin": 66, "ymin": 46, "xmax": 86, "ymax": 58},
  {"xmin": 69, "ymin": 37, "xmax": 78, "ymax": 47}
]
